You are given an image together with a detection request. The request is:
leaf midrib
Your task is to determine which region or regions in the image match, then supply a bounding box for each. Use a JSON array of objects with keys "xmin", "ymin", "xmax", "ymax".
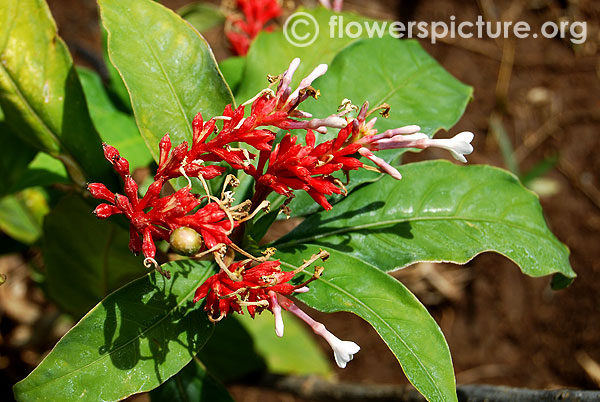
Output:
[
  {"xmin": 17, "ymin": 268, "xmax": 212, "ymax": 395},
  {"xmin": 276, "ymin": 215, "xmax": 556, "ymax": 249},
  {"xmin": 372, "ymin": 62, "xmax": 437, "ymax": 107},
  {"xmin": 143, "ymin": 37, "xmax": 194, "ymax": 140},
  {"xmin": 279, "ymin": 258, "xmax": 447, "ymax": 402}
]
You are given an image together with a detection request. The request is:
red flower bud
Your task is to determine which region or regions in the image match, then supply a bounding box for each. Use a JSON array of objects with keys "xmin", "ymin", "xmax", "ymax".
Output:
[
  {"xmin": 142, "ymin": 228, "xmax": 156, "ymax": 260},
  {"xmin": 93, "ymin": 203, "xmax": 121, "ymax": 218},
  {"xmin": 113, "ymin": 156, "xmax": 130, "ymax": 178},
  {"xmin": 88, "ymin": 183, "xmax": 115, "ymax": 202},
  {"xmin": 124, "ymin": 176, "xmax": 139, "ymax": 208},
  {"xmin": 102, "ymin": 143, "xmax": 119, "ymax": 162}
]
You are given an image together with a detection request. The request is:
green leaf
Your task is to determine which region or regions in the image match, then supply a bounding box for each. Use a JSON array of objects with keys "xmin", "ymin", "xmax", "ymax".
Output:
[
  {"xmin": 77, "ymin": 67, "xmax": 153, "ymax": 170},
  {"xmin": 9, "ymin": 153, "xmax": 69, "ymax": 194},
  {"xmin": 0, "ymin": 106, "xmax": 71, "ymax": 195},
  {"xmin": 0, "ymin": 0, "xmax": 114, "ymax": 185},
  {"xmin": 219, "ymin": 56, "xmax": 246, "ymax": 94},
  {"xmin": 150, "ymin": 358, "xmax": 234, "ymax": 402},
  {"xmin": 197, "ymin": 315, "xmax": 267, "ymax": 382},
  {"xmin": 43, "ymin": 195, "xmax": 147, "ymax": 317},
  {"xmin": 99, "ymin": 0, "xmax": 234, "ymax": 160},
  {"xmin": 101, "ymin": 27, "xmax": 132, "ymax": 114},
  {"xmin": 276, "ymin": 161, "xmax": 575, "ymax": 280},
  {"xmin": 551, "ymin": 272, "xmax": 574, "ymax": 290},
  {"xmin": 177, "ymin": 2, "xmax": 226, "ymax": 33},
  {"xmin": 267, "ymin": 35, "xmax": 471, "ymax": 217},
  {"xmin": 0, "ymin": 120, "xmax": 37, "ymax": 196},
  {"xmin": 289, "ymin": 36, "xmax": 472, "ymax": 216},
  {"xmin": 13, "ymin": 259, "xmax": 216, "ymax": 402},
  {"xmin": 235, "ymin": 7, "xmax": 378, "ymax": 103},
  {"xmin": 304, "ymin": 36, "xmax": 473, "ymax": 139},
  {"xmin": 277, "ymin": 248, "xmax": 457, "ymax": 402},
  {"xmin": 237, "ymin": 309, "xmax": 332, "ymax": 377},
  {"xmin": 0, "ymin": 190, "xmax": 45, "ymax": 244}
]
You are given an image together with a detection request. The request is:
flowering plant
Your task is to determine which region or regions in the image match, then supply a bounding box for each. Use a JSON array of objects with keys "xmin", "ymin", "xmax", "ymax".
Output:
[{"xmin": 0, "ymin": 1, "xmax": 574, "ymax": 402}]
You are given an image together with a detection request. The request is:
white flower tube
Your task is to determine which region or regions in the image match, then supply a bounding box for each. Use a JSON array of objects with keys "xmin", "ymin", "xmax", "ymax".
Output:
[{"xmin": 285, "ymin": 299, "xmax": 360, "ymax": 368}]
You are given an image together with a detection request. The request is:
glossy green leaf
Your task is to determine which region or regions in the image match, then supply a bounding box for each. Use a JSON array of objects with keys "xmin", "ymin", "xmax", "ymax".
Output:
[
  {"xmin": 99, "ymin": 0, "xmax": 234, "ymax": 160},
  {"xmin": 235, "ymin": 7, "xmax": 378, "ymax": 103},
  {"xmin": 150, "ymin": 358, "xmax": 234, "ymax": 402},
  {"xmin": 254, "ymin": 35, "xmax": 471, "ymax": 217},
  {"xmin": 77, "ymin": 67, "xmax": 153, "ymax": 169},
  {"xmin": 276, "ymin": 161, "xmax": 575, "ymax": 280},
  {"xmin": 277, "ymin": 248, "xmax": 457, "ymax": 402},
  {"xmin": 0, "ymin": 0, "xmax": 114, "ymax": 185},
  {"xmin": 219, "ymin": 56, "xmax": 246, "ymax": 94},
  {"xmin": 43, "ymin": 195, "xmax": 147, "ymax": 317},
  {"xmin": 101, "ymin": 27, "xmax": 132, "ymax": 114},
  {"xmin": 177, "ymin": 2, "xmax": 225, "ymax": 33},
  {"xmin": 237, "ymin": 308, "xmax": 332, "ymax": 377},
  {"xmin": 14, "ymin": 259, "xmax": 216, "ymax": 402},
  {"xmin": 303, "ymin": 36, "xmax": 473, "ymax": 139},
  {"xmin": 286, "ymin": 36, "xmax": 472, "ymax": 217}
]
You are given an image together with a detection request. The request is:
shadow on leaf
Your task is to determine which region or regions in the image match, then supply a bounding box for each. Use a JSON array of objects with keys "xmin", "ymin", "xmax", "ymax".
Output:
[{"xmin": 98, "ymin": 260, "xmax": 213, "ymax": 384}]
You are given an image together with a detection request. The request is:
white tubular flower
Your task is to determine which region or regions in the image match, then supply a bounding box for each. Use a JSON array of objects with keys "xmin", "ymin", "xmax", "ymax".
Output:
[
  {"xmin": 269, "ymin": 291, "xmax": 284, "ymax": 337},
  {"xmin": 289, "ymin": 110, "xmax": 313, "ymax": 119},
  {"xmin": 281, "ymin": 58, "xmax": 300, "ymax": 89},
  {"xmin": 361, "ymin": 129, "xmax": 474, "ymax": 163},
  {"xmin": 285, "ymin": 300, "xmax": 360, "ymax": 368},
  {"xmin": 293, "ymin": 286, "xmax": 310, "ymax": 293},
  {"xmin": 427, "ymin": 131, "xmax": 474, "ymax": 163},
  {"xmin": 319, "ymin": 0, "xmax": 344, "ymax": 12},
  {"xmin": 276, "ymin": 58, "xmax": 301, "ymax": 101},
  {"xmin": 326, "ymin": 336, "xmax": 361, "ymax": 369},
  {"xmin": 285, "ymin": 114, "xmax": 348, "ymax": 133},
  {"xmin": 358, "ymin": 147, "xmax": 403, "ymax": 180},
  {"xmin": 287, "ymin": 63, "xmax": 328, "ymax": 105}
]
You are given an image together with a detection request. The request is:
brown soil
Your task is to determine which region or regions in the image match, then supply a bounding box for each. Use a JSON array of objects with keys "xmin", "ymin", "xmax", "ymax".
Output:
[{"xmin": 2, "ymin": 0, "xmax": 600, "ymax": 401}]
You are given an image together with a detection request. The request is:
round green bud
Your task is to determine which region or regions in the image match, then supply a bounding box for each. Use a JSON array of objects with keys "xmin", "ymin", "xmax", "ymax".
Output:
[{"xmin": 169, "ymin": 227, "xmax": 203, "ymax": 256}]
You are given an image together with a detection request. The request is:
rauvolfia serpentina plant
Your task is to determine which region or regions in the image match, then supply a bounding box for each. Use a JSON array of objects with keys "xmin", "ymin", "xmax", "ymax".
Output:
[{"xmin": 0, "ymin": 0, "xmax": 575, "ymax": 401}]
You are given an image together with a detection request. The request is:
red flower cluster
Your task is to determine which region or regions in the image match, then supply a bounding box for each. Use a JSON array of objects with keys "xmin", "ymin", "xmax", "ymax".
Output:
[
  {"xmin": 89, "ymin": 59, "xmax": 440, "ymax": 266},
  {"xmin": 193, "ymin": 250, "xmax": 327, "ymax": 322},
  {"xmin": 256, "ymin": 129, "xmax": 363, "ymax": 210},
  {"xmin": 225, "ymin": 0, "xmax": 282, "ymax": 55},
  {"xmin": 193, "ymin": 260, "xmax": 294, "ymax": 320},
  {"xmin": 89, "ymin": 144, "xmax": 234, "ymax": 261},
  {"xmin": 88, "ymin": 59, "xmax": 358, "ymax": 264},
  {"xmin": 85, "ymin": 56, "xmax": 476, "ymax": 370}
]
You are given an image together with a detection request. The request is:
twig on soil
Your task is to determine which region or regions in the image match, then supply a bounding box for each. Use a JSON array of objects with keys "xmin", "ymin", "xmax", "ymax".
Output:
[
  {"xmin": 434, "ymin": 36, "xmax": 598, "ymax": 72},
  {"xmin": 558, "ymin": 157, "xmax": 600, "ymax": 212},
  {"xmin": 515, "ymin": 110, "xmax": 600, "ymax": 162},
  {"xmin": 247, "ymin": 374, "xmax": 600, "ymax": 402},
  {"xmin": 576, "ymin": 351, "xmax": 600, "ymax": 388}
]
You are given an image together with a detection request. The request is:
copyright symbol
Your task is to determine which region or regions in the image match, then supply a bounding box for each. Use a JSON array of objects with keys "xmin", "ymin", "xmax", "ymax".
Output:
[{"xmin": 283, "ymin": 12, "xmax": 319, "ymax": 47}]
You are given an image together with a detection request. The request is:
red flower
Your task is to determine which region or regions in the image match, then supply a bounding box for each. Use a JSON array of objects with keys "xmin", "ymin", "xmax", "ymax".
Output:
[
  {"xmin": 88, "ymin": 145, "xmax": 234, "ymax": 261},
  {"xmin": 193, "ymin": 250, "xmax": 327, "ymax": 322},
  {"xmin": 193, "ymin": 260, "xmax": 297, "ymax": 321},
  {"xmin": 255, "ymin": 129, "xmax": 363, "ymax": 210},
  {"xmin": 226, "ymin": 0, "xmax": 282, "ymax": 55}
]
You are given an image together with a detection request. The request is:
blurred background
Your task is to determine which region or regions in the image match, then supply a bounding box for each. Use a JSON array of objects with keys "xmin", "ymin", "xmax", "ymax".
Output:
[{"xmin": 1, "ymin": 0, "xmax": 599, "ymax": 400}]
